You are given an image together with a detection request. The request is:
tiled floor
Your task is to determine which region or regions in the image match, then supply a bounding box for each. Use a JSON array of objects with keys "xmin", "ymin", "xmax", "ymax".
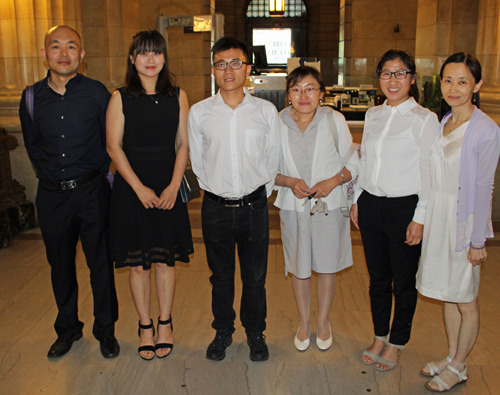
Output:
[{"xmin": 1, "ymin": 195, "xmax": 499, "ymax": 394}]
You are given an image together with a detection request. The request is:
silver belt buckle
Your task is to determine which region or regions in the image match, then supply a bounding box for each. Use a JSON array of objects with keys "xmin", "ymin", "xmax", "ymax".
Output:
[
  {"xmin": 61, "ymin": 180, "xmax": 77, "ymax": 190},
  {"xmin": 225, "ymin": 196, "xmax": 243, "ymax": 207}
]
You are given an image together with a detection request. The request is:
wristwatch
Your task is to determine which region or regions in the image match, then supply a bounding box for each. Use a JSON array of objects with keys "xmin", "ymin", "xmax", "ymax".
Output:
[{"xmin": 337, "ymin": 171, "xmax": 345, "ymax": 184}]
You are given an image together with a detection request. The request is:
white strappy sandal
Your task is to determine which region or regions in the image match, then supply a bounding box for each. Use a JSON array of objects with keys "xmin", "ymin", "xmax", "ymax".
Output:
[
  {"xmin": 425, "ymin": 364, "xmax": 468, "ymax": 392},
  {"xmin": 420, "ymin": 356, "xmax": 453, "ymax": 377}
]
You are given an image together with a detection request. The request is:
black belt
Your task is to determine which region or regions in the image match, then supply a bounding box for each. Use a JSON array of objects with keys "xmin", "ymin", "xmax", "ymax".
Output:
[
  {"xmin": 39, "ymin": 170, "xmax": 101, "ymax": 190},
  {"xmin": 204, "ymin": 185, "xmax": 266, "ymax": 207}
]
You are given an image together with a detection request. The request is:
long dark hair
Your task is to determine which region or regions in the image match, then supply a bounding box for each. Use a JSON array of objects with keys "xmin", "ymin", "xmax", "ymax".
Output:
[
  {"xmin": 124, "ymin": 30, "xmax": 176, "ymax": 97},
  {"xmin": 440, "ymin": 52, "xmax": 482, "ymax": 83},
  {"xmin": 286, "ymin": 66, "xmax": 326, "ymax": 94},
  {"xmin": 376, "ymin": 49, "xmax": 419, "ymax": 102}
]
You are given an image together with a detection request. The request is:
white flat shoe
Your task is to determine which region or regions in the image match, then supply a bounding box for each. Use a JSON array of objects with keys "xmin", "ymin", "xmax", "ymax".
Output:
[
  {"xmin": 294, "ymin": 327, "xmax": 310, "ymax": 351},
  {"xmin": 316, "ymin": 323, "xmax": 333, "ymax": 351}
]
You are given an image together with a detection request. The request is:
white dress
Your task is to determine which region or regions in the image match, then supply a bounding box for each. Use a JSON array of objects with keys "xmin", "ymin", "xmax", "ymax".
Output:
[{"xmin": 416, "ymin": 121, "xmax": 481, "ymax": 303}]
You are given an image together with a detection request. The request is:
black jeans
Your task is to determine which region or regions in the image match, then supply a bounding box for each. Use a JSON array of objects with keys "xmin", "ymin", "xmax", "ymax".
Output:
[
  {"xmin": 36, "ymin": 172, "xmax": 118, "ymax": 341},
  {"xmin": 358, "ymin": 191, "xmax": 421, "ymax": 346},
  {"xmin": 201, "ymin": 191, "xmax": 269, "ymax": 334}
]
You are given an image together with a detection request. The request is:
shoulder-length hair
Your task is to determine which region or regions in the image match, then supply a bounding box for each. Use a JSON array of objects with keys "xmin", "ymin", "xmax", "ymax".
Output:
[
  {"xmin": 124, "ymin": 30, "xmax": 176, "ymax": 97},
  {"xmin": 376, "ymin": 49, "xmax": 419, "ymax": 102}
]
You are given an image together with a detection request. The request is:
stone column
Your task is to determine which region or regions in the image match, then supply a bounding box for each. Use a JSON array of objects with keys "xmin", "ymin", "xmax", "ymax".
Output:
[
  {"xmin": 476, "ymin": 0, "xmax": 500, "ymax": 124},
  {"xmin": 414, "ymin": 0, "xmax": 478, "ymax": 80},
  {"xmin": 0, "ymin": 0, "xmax": 83, "ymax": 204}
]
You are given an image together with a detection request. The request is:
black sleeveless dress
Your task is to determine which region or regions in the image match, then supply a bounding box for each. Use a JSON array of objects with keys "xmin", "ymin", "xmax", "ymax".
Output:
[{"xmin": 110, "ymin": 88, "xmax": 194, "ymax": 269}]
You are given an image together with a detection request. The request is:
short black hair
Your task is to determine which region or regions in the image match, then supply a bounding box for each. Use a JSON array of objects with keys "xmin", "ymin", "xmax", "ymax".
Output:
[
  {"xmin": 211, "ymin": 36, "xmax": 251, "ymax": 64},
  {"xmin": 376, "ymin": 49, "xmax": 419, "ymax": 102},
  {"xmin": 440, "ymin": 52, "xmax": 482, "ymax": 83},
  {"xmin": 286, "ymin": 66, "xmax": 326, "ymax": 93}
]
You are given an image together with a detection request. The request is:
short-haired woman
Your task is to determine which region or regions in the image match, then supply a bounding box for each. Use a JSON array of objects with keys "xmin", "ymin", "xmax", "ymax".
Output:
[{"xmin": 274, "ymin": 66, "xmax": 359, "ymax": 351}]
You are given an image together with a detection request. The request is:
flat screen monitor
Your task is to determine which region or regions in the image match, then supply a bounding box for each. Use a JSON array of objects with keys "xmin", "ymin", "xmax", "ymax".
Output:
[{"xmin": 251, "ymin": 45, "xmax": 269, "ymax": 69}]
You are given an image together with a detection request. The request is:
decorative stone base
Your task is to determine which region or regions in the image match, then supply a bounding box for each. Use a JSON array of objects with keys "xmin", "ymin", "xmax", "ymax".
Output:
[{"xmin": 0, "ymin": 201, "xmax": 37, "ymax": 248}]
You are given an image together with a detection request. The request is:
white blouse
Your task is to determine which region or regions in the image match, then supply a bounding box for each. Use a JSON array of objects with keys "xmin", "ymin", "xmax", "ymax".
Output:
[{"xmin": 354, "ymin": 97, "xmax": 440, "ymax": 224}]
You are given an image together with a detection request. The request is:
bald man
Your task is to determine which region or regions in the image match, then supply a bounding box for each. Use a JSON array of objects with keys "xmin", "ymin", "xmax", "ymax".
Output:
[{"xmin": 19, "ymin": 26, "xmax": 119, "ymax": 359}]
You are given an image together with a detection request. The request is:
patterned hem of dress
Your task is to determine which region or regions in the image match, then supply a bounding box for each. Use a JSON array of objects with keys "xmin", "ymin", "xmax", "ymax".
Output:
[{"xmin": 114, "ymin": 245, "xmax": 194, "ymax": 270}]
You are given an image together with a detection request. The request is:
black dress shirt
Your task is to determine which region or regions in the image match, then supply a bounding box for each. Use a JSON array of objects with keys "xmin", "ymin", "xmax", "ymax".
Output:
[{"xmin": 19, "ymin": 71, "xmax": 111, "ymax": 181}]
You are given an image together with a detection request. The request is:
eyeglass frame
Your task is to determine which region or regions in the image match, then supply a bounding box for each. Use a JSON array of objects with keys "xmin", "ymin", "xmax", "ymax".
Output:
[
  {"xmin": 379, "ymin": 70, "xmax": 412, "ymax": 80},
  {"xmin": 288, "ymin": 87, "xmax": 322, "ymax": 96},
  {"xmin": 213, "ymin": 60, "xmax": 249, "ymax": 71}
]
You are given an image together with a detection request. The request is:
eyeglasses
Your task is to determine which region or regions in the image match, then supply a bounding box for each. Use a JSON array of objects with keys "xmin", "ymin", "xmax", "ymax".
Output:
[
  {"xmin": 213, "ymin": 60, "xmax": 248, "ymax": 71},
  {"xmin": 379, "ymin": 70, "xmax": 411, "ymax": 80},
  {"xmin": 288, "ymin": 87, "xmax": 321, "ymax": 96}
]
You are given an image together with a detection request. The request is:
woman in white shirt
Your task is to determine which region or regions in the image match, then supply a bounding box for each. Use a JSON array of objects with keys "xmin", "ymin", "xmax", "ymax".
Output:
[
  {"xmin": 350, "ymin": 49, "xmax": 440, "ymax": 370},
  {"xmin": 274, "ymin": 66, "xmax": 360, "ymax": 351}
]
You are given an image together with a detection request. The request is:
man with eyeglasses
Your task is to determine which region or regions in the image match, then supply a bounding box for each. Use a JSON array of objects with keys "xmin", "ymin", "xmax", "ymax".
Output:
[{"xmin": 188, "ymin": 37, "xmax": 280, "ymax": 362}]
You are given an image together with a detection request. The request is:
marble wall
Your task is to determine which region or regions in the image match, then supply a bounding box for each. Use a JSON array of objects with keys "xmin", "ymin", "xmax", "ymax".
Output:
[
  {"xmin": 414, "ymin": 0, "xmax": 478, "ymax": 80},
  {"xmin": 340, "ymin": 0, "xmax": 418, "ymax": 87},
  {"xmin": 307, "ymin": 0, "xmax": 340, "ymax": 58},
  {"xmin": 339, "ymin": 0, "xmax": 418, "ymax": 86}
]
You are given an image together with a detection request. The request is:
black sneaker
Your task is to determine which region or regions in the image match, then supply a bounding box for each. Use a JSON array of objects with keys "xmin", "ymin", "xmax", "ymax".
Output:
[
  {"xmin": 206, "ymin": 330, "xmax": 233, "ymax": 361},
  {"xmin": 247, "ymin": 332, "xmax": 269, "ymax": 362}
]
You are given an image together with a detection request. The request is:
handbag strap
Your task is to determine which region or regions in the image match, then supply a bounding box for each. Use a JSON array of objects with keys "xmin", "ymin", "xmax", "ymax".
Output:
[
  {"xmin": 326, "ymin": 109, "xmax": 355, "ymax": 167},
  {"xmin": 26, "ymin": 84, "xmax": 35, "ymax": 122},
  {"xmin": 326, "ymin": 109, "xmax": 355, "ymax": 209}
]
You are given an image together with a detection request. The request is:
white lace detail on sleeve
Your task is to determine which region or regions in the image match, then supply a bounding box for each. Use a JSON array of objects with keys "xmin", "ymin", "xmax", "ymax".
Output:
[
  {"xmin": 456, "ymin": 213, "xmax": 474, "ymax": 252},
  {"xmin": 456, "ymin": 209, "xmax": 494, "ymax": 252}
]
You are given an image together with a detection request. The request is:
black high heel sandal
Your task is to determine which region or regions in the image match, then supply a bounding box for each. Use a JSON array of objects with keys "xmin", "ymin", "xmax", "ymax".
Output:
[
  {"xmin": 138, "ymin": 319, "xmax": 156, "ymax": 361},
  {"xmin": 155, "ymin": 316, "xmax": 173, "ymax": 358}
]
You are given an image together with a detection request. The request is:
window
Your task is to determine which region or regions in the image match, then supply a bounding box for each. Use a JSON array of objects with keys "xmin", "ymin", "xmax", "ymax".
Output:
[
  {"xmin": 253, "ymin": 28, "xmax": 293, "ymax": 64},
  {"xmin": 246, "ymin": 0, "xmax": 308, "ymax": 66},
  {"xmin": 246, "ymin": 0, "xmax": 307, "ymax": 18}
]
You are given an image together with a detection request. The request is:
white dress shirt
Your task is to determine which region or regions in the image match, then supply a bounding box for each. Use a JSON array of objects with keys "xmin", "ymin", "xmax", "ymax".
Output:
[
  {"xmin": 354, "ymin": 97, "xmax": 440, "ymax": 224},
  {"xmin": 188, "ymin": 88, "xmax": 280, "ymax": 198}
]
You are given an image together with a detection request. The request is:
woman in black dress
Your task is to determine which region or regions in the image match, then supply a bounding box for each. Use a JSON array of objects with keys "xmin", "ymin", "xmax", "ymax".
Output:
[{"xmin": 107, "ymin": 30, "xmax": 193, "ymax": 360}]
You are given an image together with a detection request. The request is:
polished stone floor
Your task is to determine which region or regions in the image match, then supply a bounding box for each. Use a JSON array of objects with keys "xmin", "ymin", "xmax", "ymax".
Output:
[{"xmin": 1, "ymin": 195, "xmax": 499, "ymax": 395}]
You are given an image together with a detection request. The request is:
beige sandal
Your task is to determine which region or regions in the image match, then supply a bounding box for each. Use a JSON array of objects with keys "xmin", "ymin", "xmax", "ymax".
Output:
[
  {"xmin": 425, "ymin": 364, "xmax": 468, "ymax": 392},
  {"xmin": 420, "ymin": 356, "xmax": 452, "ymax": 377},
  {"xmin": 361, "ymin": 335, "xmax": 389, "ymax": 365},
  {"xmin": 375, "ymin": 342, "xmax": 405, "ymax": 372}
]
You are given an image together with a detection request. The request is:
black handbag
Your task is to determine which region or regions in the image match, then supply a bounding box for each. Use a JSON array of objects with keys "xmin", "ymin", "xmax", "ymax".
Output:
[{"xmin": 179, "ymin": 167, "xmax": 200, "ymax": 203}]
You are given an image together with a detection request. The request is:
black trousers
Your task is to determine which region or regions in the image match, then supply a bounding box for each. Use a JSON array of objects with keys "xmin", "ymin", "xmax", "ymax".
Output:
[
  {"xmin": 201, "ymin": 189, "xmax": 269, "ymax": 334},
  {"xmin": 358, "ymin": 191, "xmax": 421, "ymax": 346},
  {"xmin": 36, "ymin": 172, "xmax": 118, "ymax": 341}
]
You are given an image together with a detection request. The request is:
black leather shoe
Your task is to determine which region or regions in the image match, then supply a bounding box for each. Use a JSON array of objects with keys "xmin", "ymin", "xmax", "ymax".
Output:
[
  {"xmin": 100, "ymin": 335, "xmax": 120, "ymax": 359},
  {"xmin": 206, "ymin": 330, "xmax": 233, "ymax": 361},
  {"xmin": 247, "ymin": 332, "xmax": 269, "ymax": 362},
  {"xmin": 47, "ymin": 333, "xmax": 83, "ymax": 359}
]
